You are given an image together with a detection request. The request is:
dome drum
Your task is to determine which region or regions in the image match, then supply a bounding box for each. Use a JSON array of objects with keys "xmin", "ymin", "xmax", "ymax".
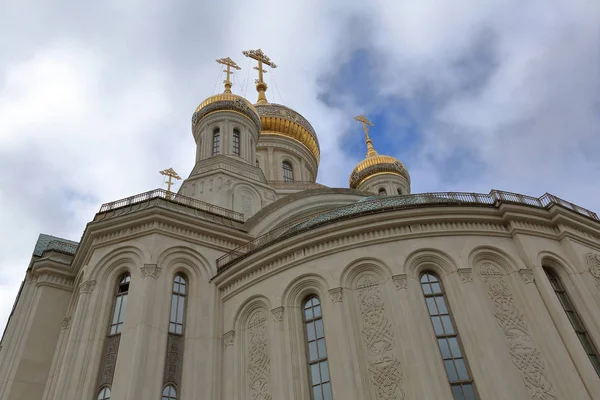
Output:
[{"xmin": 192, "ymin": 94, "xmax": 261, "ymax": 133}]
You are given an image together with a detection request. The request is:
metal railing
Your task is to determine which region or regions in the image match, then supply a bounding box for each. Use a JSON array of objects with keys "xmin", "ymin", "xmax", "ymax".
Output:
[
  {"xmin": 216, "ymin": 190, "xmax": 598, "ymax": 269},
  {"xmin": 44, "ymin": 240, "xmax": 78, "ymax": 255},
  {"xmin": 98, "ymin": 189, "xmax": 245, "ymax": 222}
]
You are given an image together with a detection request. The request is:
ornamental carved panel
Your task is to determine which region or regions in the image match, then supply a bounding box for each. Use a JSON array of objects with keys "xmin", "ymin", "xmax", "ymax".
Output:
[
  {"xmin": 586, "ymin": 253, "xmax": 600, "ymax": 280},
  {"xmin": 480, "ymin": 263, "xmax": 556, "ymax": 400},
  {"xmin": 98, "ymin": 335, "xmax": 121, "ymax": 388},
  {"xmin": 163, "ymin": 334, "xmax": 184, "ymax": 387},
  {"xmin": 247, "ymin": 310, "xmax": 272, "ymax": 400},
  {"xmin": 356, "ymin": 274, "xmax": 405, "ymax": 400}
]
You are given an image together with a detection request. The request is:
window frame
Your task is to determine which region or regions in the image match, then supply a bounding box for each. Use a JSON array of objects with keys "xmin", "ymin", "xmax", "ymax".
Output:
[
  {"xmin": 108, "ymin": 273, "xmax": 130, "ymax": 336},
  {"xmin": 97, "ymin": 386, "xmax": 111, "ymax": 400},
  {"xmin": 161, "ymin": 384, "xmax": 178, "ymax": 400},
  {"xmin": 419, "ymin": 272, "xmax": 478, "ymax": 399},
  {"xmin": 168, "ymin": 274, "xmax": 188, "ymax": 335},
  {"xmin": 378, "ymin": 188, "xmax": 387, "ymax": 196},
  {"xmin": 212, "ymin": 127, "xmax": 220, "ymax": 156},
  {"xmin": 302, "ymin": 295, "xmax": 333, "ymax": 400},
  {"xmin": 282, "ymin": 161, "xmax": 294, "ymax": 182},
  {"xmin": 543, "ymin": 267, "xmax": 600, "ymax": 376},
  {"xmin": 233, "ymin": 128, "xmax": 241, "ymax": 157}
]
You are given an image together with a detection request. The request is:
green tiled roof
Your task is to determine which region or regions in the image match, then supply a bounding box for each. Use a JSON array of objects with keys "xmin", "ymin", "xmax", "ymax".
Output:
[{"xmin": 33, "ymin": 234, "xmax": 79, "ymax": 257}]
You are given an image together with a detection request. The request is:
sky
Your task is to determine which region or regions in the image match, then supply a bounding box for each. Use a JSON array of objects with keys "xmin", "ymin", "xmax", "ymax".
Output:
[{"xmin": 1, "ymin": 0, "xmax": 600, "ymax": 332}]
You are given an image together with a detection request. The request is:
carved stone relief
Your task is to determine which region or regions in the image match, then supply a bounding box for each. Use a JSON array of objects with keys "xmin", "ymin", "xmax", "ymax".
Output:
[
  {"xmin": 247, "ymin": 310, "xmax": 272, "ymax": 400},
  {"xmin": 98, "ymin": 335, "xmax": 121, "ymax": 388},
  {"xmin": 519, "ymin": 269, "xmax": 535, "ymax": 284},
  {"xmin": 356, "ymin": 274, "xmax": 405, "ymax": 400},
  {"xmin": 79, "ymin": 280, "xmax": 96, "ymax": 294},
  {"xmin": 164, "ymin": 334, "xmax": 184, "ymax": 386},
  {"xmin": 458, "ymin": 268, "xmax": 473, "ymax": 283},
  {"xmin": 271, "ymin": 306, "xmax": 284, "ymax": 322},
  {"xmin": 586, "ymin": 253, "xmax": 600, "ymax": 280},
  {"xmin": 223, "ymin": 330, "xmax": 235, "ymax": 347},
  {"xmin": 140, "ymin": 264, "xmax": 162, "ymax": 279},
  {"xmin": 328, "ymin": 287, "xmax": 342, "ymax": 303},
  {"xmin": 392, "ymin": 274, "xmax": 407, "ymax": 290},
  {"xmin": 61, "ymin": 317, "xmax": 71, "ymax": 330},
  {"xmin": 480, "ymin": 263, "xmax": 556, "ymax": 399}
]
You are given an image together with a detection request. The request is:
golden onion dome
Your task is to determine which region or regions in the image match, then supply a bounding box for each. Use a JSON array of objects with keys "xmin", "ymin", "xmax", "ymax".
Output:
[
  {"xmin": 349, "ymin": 153, "xmax": 410, "ymax": 189},
  {"xmin": 191, "ymin": 93, "xmax": 261, "ymax": 133},
  {"xmin": 254, "ymin": 103, "xmax": 320, "ymax": 164},
  {"xmin": 348, "ymin": 117, "xmax": 410, "ymax": 189}
]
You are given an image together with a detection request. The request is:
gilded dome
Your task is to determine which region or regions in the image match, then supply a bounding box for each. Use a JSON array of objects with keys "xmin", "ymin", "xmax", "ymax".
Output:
[
  {"xmin": 255, "ymin": 103, "xmax": 320, "ymax": 164},
  {"xmin": 349, "ymin": 154, "xmax": 410, "ymax": 189},
  {"xmin": 192, "ymin": 93, "xmax": 261, "ymax": 132}
]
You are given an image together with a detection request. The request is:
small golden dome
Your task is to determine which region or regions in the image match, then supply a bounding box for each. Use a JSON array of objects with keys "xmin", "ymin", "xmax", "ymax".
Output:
[
  {"xmin": 192, "ymin": 93, "xmax": 261, "ymax": 132},
  {"xmin": 349, "ymin": 154, "xmax": 410, "ymax": 189},
  {"xmin": 255, "ymin": 103, "xmax": 320, "ymax": 164}
]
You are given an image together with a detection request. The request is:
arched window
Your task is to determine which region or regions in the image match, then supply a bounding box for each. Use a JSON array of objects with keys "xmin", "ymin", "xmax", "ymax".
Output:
[
  {"xmin": 109, "ymin": 274, "xmax": 130, "ymax": 335},
  {"xmin": 303, "ymin": 296, "xmax": 332, "ymax": 400},
  {"xmin": 212, "ymin": 128, "xmax": 220, "ymax": 155},
  {"xmin": 233, "ymin": 128, "xmax": 241, "ymax": 157},
  {"xmin": 162, "ymin": 385, "xmax": 177, "ymax": 400},
  {"xmin": 544, "ymin": 267, "xmax": 600, "ymax": 375},
  {"xmin": 420, "ymin": 273, "xmax": 477, "ymax": 399},
  {"xmin": 169, "ymin": 274, "xmax": 187, "ymax": 335},
  {"xmin": 97, "ymin": 387, "xmax": 111, "ymax": 400},
  {"xmin": 397, "ymin": 187, "xmax": 402, "ymax": 195},
  {"xmin": 378, "ymin": 188, "xmax": 387, "ymax": 196},
  {"xmin": 282, "ymin": 161, "xmax": 294, "ymax": 182}
]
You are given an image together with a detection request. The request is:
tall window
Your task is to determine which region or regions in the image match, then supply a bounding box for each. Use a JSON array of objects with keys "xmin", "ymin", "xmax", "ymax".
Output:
[
  {"xmin": 109, "ymin": 274, "xmax": 130, "ymax": 335},
  {"xmin": 397, "ymin": 188, "xmax": 402, "ymax": 195},
  {"xmin": 233, "ymin": 128, "xmax": 240, "ymax": 157},
  {"xmin": 212, "ymin": 128, "xmax": 220, "ymax": 155},
  {"xmin": 378, "ymin": 188, "xmax": 387, "ymax": 196},
  {"xmin": 283, "ymin": 161, "xmax": 294, "ymax": 182},
  {"xmin": 544, "ymin": 267, "xmax": 600, "ymax": 375},
  {"xmin": 97, "ymin": 387, "xmax": 111, "ymax": 400},
  {"xmin": 420, "ymin": 273, "xmax": 477, "ymax": 399},
  {"xmin": 162, "ymin": 385, "xmax": 177, "ymax": 400},
  {"xmin": 303, "ymin": 296, "xmax": 332, "ymax": 400},
  {"xmin": 169, "ymin": 274, "xmax": 187, "ymax": 335}
]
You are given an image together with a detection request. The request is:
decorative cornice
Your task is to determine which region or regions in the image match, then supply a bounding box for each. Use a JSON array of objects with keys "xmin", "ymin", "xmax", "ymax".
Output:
[
  {"xmin": 79, "ymin": 279, "xmax": 96, "ymax": 294},
  {"xmin": 35, "ymin": 273, "xmax": 74, "ymax": 291},
  {"xmin": 329, "ymin": 287, "xmax": 343, "ymax": 303},
  {"xmin": 271, "ymin": 306, "xmax": 284, "ymax": 322},
  {"xmin": 216, "ymin": 205, "xmax": 600, "ymax": 298},
  {"xmin": 457, "ymin": 268, "xmax": 473, "ymax": 283},
  {"xmin": 223, "ymin": 330, "xmax": 235, "ymax": 347},
  {"xmin": 140, "ymin": 264, "xmax": 161, "ymax": 279},
  {"xmin": 392, "ymin": 274, "xmax": 407, "ymax": 290},
  {"xmin": 519, "ymin": 269, "xmax": 535, "ymax": 284}
]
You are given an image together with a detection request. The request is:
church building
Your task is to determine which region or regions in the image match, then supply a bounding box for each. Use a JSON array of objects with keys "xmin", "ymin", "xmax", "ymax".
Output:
[{"xmin": 2, "ymin": 49, "xmax": 600, "ymax": 400}]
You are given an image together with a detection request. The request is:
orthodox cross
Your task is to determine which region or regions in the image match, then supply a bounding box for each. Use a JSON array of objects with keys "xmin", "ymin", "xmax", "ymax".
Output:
[
  {"xmin": 354, "ymin": 115, "xmax": 378, "ymax": 157},
  {"xmin": 242, "ymin": 48, "xmax": 277, "ymax": 103},
  {"xmin": 216, "ymin": 57, "xmax": 241, "ymax": 93},
  {"xmin": 159, "ymin": 167, "xmax": 181, "ymax": 198}
]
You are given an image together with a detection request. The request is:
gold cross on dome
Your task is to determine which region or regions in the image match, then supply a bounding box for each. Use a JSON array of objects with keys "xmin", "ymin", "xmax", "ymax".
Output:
[
  {"xmin": 354, "ymin": 115, "xmax": 378, "ymax": 157},
  {"xmin": 159, "ymin": 167, "xmax": 181, "ymax": 199},
  {"xmin": 243, "ymin": 48, "xmax": 277, "ymax": 103},
  {"xmin": 216, "ymin": 57, "xmax": 241, "ymax": 93}
]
